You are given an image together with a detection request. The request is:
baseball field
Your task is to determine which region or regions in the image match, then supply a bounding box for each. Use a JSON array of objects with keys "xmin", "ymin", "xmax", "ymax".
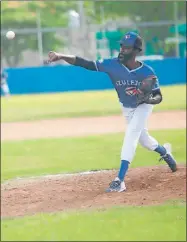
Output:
[{"xmin": 1, "ymin": 84, "xmax": 186, "ymax": 241}]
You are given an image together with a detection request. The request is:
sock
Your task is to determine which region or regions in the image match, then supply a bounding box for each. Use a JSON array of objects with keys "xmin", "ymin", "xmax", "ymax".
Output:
[
  {"xmin": 118, "ymin": 160, "xmax": 129, "ymax": 181},
  {"xmin": 154, "ymin": 145, "xmax": 167, "ymax": 156}
]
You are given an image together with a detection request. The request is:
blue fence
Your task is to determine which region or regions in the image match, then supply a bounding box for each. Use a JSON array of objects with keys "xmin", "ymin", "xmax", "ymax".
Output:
[{"xmin": 4, "ymin": 57, "xmax": 186, "ymax": 95}]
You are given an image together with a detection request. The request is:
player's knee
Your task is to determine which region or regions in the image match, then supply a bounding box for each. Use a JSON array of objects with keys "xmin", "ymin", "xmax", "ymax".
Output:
[{"xmin": 139, "ymin": 138, "xmax": 152, "ymax": 150}]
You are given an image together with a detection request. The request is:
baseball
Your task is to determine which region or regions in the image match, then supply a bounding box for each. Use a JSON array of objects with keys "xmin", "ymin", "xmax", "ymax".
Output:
[{"xmin": 6, "ymin": 31, "xmax": 15, "ymax": 40}]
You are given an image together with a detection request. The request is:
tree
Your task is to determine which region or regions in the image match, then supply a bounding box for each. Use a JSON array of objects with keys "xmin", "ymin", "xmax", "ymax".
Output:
[
  {"xmin": 1, "ymin": 1, "xmax": 78, "ymax": 67},
  {"xmin": 92, "ymin": 1, "xmax": 186, "ymax": 56},
  {"xmin": 1, "ymin": 1, "xmax": 186, "ymax": 66},
  {"xmin": 93, "ymin": 1, "xmax": 186, "ymax": 22}
]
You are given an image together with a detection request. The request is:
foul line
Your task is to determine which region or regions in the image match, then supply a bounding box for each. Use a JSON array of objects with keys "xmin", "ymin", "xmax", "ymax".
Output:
[{"xmin": 2, "ymin": 169, "xmax": 114, "ymax": 187}]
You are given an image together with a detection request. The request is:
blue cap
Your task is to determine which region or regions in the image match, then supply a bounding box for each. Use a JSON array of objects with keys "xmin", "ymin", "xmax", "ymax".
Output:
[{"xmin": 119, "ymin": 32, "xmax": 142, "ymax": 50}]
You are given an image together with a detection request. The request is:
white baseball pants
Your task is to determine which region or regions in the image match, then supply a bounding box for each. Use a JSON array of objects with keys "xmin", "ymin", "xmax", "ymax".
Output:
[
  {"xmin": 1, "ymin": 82, "xmax": 10, "ymax": 96},
  {"xmin": 120, "ymin": 103, "xmax": 158, "ymax": 163}
]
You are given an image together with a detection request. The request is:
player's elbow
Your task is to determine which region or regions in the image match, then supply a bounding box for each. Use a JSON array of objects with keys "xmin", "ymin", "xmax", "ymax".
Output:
[
  {"xmin": 159, "ymin": 94, "xmax": 163, "ymax": 103},
  {"xmin": 157, "ymin": 93, "xmax": 162, "ymax": 102},
  {"xmin": 152, "ymin": 89, "xmax": 163, "ymax": 104},
  {"xmin": 154, "ymin": 94, "xmax": 162, "ymax": 104}
]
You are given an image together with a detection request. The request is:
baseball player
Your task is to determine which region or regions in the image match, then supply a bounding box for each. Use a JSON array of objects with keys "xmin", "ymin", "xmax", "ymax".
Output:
[
  {"xmin": 46, "ymin": 31, "xmax": 177, "ymax": 192},
  {"xmin": 1, "ymin": 69, "xmax": 10, "ymax": 97}
]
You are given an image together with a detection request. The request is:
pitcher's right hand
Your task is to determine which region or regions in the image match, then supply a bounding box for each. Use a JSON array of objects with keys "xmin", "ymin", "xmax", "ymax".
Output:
[{"xmin": 48, "ymin": 51, "xmax": 60, "ymax": 62}]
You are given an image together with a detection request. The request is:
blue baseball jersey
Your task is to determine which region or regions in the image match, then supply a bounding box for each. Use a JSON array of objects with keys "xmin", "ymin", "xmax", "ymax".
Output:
[{"xmin": 95, "ymin": 58, "xmax": 160, "ymax": 108}]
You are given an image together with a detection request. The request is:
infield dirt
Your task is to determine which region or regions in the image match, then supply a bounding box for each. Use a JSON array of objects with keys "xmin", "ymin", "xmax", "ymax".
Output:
[{"xmin": 1, "ymin": 110, "xmax": 186, "ymax": 218}]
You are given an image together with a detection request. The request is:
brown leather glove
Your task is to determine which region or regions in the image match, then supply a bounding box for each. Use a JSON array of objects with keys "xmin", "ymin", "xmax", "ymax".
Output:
[{"xmin": 136, "ymin": 75, "xmax": 157, "ymax": 105}]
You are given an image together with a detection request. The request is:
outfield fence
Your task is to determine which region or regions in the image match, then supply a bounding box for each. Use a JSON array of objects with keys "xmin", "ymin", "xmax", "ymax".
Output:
[{"xmin": 3, "ymin": 57, "xmax": 186, "ymax": 95}]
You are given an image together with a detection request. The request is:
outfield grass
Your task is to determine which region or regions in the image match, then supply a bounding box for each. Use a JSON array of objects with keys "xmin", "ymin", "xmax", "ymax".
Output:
[
  {"xmin": 1, "ymin": 129, "xmax": 185, "ymax": 182},
  {"xmin": 2, "ymin": 202, "xmax": 186, "ymax": 241},
  {"xmin": 1, "ymin": 85, "xmax": 186, "ymax": 122}
]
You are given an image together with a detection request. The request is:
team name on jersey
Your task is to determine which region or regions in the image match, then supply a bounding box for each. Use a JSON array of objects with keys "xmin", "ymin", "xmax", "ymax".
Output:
[{"xmin": 116, "ymin": 80, "xmax": 139, "ymax": 86}]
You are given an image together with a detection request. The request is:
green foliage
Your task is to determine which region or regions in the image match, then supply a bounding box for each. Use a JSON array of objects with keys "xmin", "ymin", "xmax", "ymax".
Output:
[
  {"xmin": 1, "ymin": 1, "xmax": 186, "ymax": 66},
  {"xmin": 93, "ymin": 2, "xmax": 186, "ymax": 56},
  {"xmin": 1, "ymin": 1, "xmax": 77, "ymax": 66},
  {"xmin": 94, "ymin": 1, "xmax": 186, "ymax": 22}
]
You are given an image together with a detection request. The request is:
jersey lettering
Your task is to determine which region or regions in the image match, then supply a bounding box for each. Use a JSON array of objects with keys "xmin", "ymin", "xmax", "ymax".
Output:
[{"xmin": 96, "ymin": 58, "xmax": 160, "ymax": 108}]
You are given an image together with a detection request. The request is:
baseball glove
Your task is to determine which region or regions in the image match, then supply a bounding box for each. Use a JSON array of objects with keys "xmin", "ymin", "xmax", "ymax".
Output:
[{"xmin": 136, "ymin": 75, "xmax": 157, "ymax": 105}]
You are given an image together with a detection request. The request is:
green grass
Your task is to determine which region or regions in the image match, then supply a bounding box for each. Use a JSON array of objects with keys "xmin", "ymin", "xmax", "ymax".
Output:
[
  {"xmin": 1, "ymin": 202, "xmax": 186, "ymax": 241},
  {"xmin": 1, "ymin": 129, "xmax": 186, "ymax": 182},
  {"xmin": 1, "ymin": 85, "xmax": 186, "ymax": 122}
]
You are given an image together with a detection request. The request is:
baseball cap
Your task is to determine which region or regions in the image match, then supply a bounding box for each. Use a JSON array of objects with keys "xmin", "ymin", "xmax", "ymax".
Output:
[{"xmin": 119, "ymin": 31, "xmax": 143, "ymax": 51}]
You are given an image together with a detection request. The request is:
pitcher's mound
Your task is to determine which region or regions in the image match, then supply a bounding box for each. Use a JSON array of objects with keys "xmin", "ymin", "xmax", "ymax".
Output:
[{"xmin": 1, "ymin": 164, "xmax": 186, "ymax": 218}]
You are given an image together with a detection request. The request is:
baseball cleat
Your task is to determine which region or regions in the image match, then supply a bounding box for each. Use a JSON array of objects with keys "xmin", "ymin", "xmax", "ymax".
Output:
[
  {"xmin": 105, "ymin": 177, "xmax": 126, "ymax": 192},
  {"xmin": 159, "ymin": 143, "xmax": 177, "ymax": 172}
]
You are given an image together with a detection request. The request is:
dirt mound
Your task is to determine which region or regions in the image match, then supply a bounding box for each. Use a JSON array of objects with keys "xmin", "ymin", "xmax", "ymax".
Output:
[{"xmin": 1, "ymin": 164, "xmax": 186, "ymax": 218}]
